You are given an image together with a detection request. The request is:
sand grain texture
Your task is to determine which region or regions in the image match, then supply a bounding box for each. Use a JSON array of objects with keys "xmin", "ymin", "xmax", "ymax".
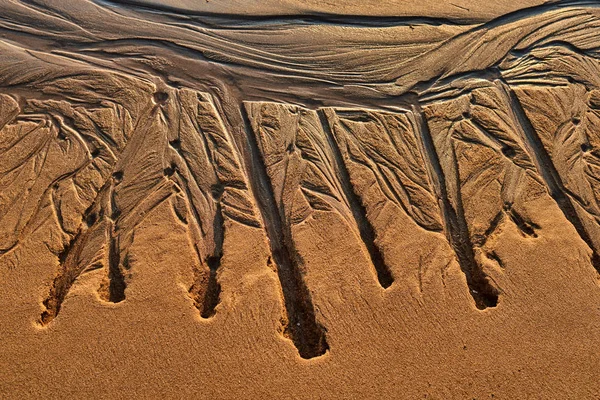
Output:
[{"xmin": 0, "ymin": 0, "xmax": 599, "ymax": 398}]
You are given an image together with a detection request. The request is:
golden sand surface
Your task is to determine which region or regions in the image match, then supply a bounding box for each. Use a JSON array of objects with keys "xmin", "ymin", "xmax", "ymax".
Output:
[{"xmin": 0, "ymin": 1, "xmax": 599, "ymax": 398}]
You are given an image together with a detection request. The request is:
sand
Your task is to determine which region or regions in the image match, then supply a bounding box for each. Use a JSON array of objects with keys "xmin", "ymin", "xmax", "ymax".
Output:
[{"xmin": 0, "ymin": 0, "xmax": 599, "ymax": 398}]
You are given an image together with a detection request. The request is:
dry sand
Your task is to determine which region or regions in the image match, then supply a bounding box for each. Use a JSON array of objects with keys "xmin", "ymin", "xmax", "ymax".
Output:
[{"xmin": 0, "ymin": 0, "xmax": 599, "ymax": 398}]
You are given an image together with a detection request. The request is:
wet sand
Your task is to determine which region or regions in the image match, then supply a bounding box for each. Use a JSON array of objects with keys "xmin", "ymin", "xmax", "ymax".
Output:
[{"xmin": 0, "ymin": 0, "xmax": 599, "ymax": 398}]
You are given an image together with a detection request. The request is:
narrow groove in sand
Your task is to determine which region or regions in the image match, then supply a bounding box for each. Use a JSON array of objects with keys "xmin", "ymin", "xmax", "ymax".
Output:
[
  {"xmin": 105, "ymin": 179, "xmax": 127, "ymax": 303},
  {"xmin": 241, "ymin": 105, "xmax": 328, "ymax": 359},
  {"xmin": 412, "ymin": 104, "xmax": 499, "ymax": 309},
  {"xmin": 317, "ymin": 109, "xmax": 394, "ymax": 289},
  {"xmin": 496, "ymin": 79, "xmax": 600, "ymax": 273}
]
